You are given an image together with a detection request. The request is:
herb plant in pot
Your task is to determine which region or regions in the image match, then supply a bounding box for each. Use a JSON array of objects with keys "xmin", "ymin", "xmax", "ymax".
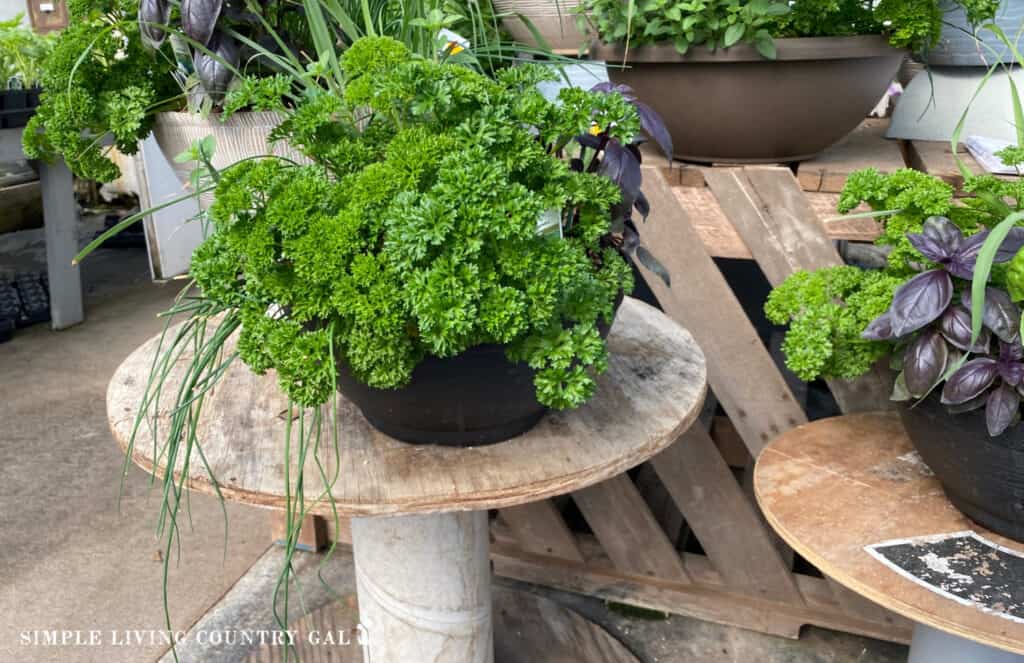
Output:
[
  {"xmin": 0, "ymin": 13, "xmax": 51, "ymax": 129},
  {"xmin": 583, "ymin": 0, "xmax": 995, "ymax": 162},
  {"xmin": 766, "ymin": 162, "xmax": 1024, "ymax": 541}
]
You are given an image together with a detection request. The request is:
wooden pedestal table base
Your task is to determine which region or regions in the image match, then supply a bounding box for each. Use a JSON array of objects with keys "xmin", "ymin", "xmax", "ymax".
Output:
[
  {"xmin": 247, "ymin": 580, "xmax": 639, "ymax": 663},
  {"xmin": 754, "ymin": 413, "xmax": 1024, "ymax": 663},
  {"xmin": 108, "ymin": 297, "xmax": 707, "ymax": 663}
]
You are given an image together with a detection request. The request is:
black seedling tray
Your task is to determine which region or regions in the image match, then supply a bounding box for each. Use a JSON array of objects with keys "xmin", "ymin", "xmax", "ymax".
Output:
[
  {"xmin": 0, "ymin": 88, "xmax": 41, "ymax": 129},
  {"xmin": 0, "ymin": 282, "xmax": 21, "ymax": 342},
  {"xmin": 14, "ymin": 273, "xmax": 50, "ymax": 327},
  {"xmin": 0, "ymin": 273, "xmax": 51, "ymax": 343}
]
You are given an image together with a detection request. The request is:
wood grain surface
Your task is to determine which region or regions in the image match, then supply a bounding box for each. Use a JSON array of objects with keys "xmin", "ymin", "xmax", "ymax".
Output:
[
  {"xmin": 755, "ymin": 412, "xmax": 1024, "ymax": 654},
  {"xmin": 107, "ymin": 297, "xmax": 707, "ymax": 517}
]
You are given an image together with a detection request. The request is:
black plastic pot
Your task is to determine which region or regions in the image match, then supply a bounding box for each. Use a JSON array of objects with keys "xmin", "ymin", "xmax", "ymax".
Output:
[
  {"xmin": 899, "ymin": 393, "xmax": 1024, "ymax": 542},
  {"xmin": 337, "ymin": 345, "xmax": 547, "ymax": 447},
  {"xmin": 337, "ymin": 295, "xmax": 623, "ymax": 447},
  {"xmin": 0, "ymin": 88, "xmax": 41, "ymax": 129}
]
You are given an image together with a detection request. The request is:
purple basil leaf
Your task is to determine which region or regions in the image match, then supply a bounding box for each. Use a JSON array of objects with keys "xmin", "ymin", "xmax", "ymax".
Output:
[
  {"xmin": 634, "ymin": 190, "xmax": 650, "ymax": 220},
  {"xmin": 139, "ymin": 0, "xmax": 170, "ymax": 48},
  {"xmin": 181, "ymin": 0, "xmax": 223, "ymax": 47},
  {"xmin": 986, "ymin": 383, "xmax": 1020, "ymax": 436},
  {"xmin": 908, "ymin": 234, "xmax": 955, "ymax": 266},
  {"xmin": 938, "ymin": 305, "xmax": 990, "ymax": 353},
  {"xmin": 961, "ymin": 287, "xmax": 1021, "ymax": 343},
  {"xmin": 590, "ymin": 82, "xmax": 635, "ymax": 100},
  {"xmin": 634, "ymin": 101, "xmax": 672, "ymax": 161},
  {"xmin": 194, "ymin": 31, "xmax": 238, "ymax": 103},
  {"xmin": 922, "ymin": 216, "xmax": 963, "ymax": 248},
  {"xmin": 995, "ymin": 227, "xmax": 1024, "ymax": 262},
  {"xmin": 889, "ymin": 270, "xmax": 953, "ymax": 337},
  {"xmin": 599, "ymin": 139, "xmax": 642, "ymax": 203},
  {"xmin": 1002, "ymin": 337, "xmax": 1024, "ymax": 361},
  {"xmin": 903, "ymin": 330, "xmax": 949, "ymax": 397},
  {"xmin": 636, "ymin": 245, "xmax": 670, "ymax": 286},
  {"xmin": 999, "ymin": 361, "xmax": 1024, "ymax": 386},
  {"xmin": 576, "ymin": 133, "xmax": 603, "ymax": 150},
  {"xmin": 907, "ymin": 217, "xmax": 960, "ymax": 264},
  {"xmin": 946, "ymin": 392, "xmax": 988, "ymax": 413},
  {"xmin": 941, "ymin": 357, "xmax": 998, "ymax": 404},
  {"xmin": 861, "ymin": 311, "xmax": 894, "ymax": 340}
]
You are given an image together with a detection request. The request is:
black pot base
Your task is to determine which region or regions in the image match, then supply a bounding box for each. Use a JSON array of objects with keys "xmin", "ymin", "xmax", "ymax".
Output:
[
  {"xmin": 900, "ymin": 395, "xmax": 1024, "ymax": 544},
  {"xmin": 944, "ymin": 489, "xmax": 1024, "ymax": 543},
  {"xmin": 360, "ymin": 408, "xmax": 546, "ymax": 447}
]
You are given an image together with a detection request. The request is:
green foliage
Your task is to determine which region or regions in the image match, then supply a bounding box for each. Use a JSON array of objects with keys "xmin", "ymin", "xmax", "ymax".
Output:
[
  {"xmin": 191, "ymin": 37, "xmax": 637, "ymax": 410},
  {"xmin": 840, "ymin": 168, "xmax": 961, "ymax": 274},
  {"xmin": 0, "ymin": 14, "xmax": 53, "ymax": 88},
  {"xmin": 582, "ymin": 0, "xmax": 997, "ymax": 55},
  {"xmin": 765, "ymin": 266, "xmax": 902, "ymax": 381},
  {"xmin": 770, "ymin": 166, "xmax": 1024, "ymax": 383},
  {"xmin": 582, "ymin": 0, "xmax": 789, "ymax": 57},
  {"xmin": 873, "ymin": 0, "xmax": 942, "ymax": 50},
  {"xmin": 21, "ymin": 0, "xmax": 176, "ymax": 181}
]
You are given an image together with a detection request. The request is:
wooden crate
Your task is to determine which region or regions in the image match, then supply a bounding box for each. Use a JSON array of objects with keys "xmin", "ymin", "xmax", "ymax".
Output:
[{"xmin": 275, "ymin": 120, "xmax": 1016, "ymax": 644}]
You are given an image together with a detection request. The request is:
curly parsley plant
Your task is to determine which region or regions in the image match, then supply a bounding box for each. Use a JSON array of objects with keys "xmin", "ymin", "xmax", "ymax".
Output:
[{"xmin": 191, "ymin": 37, "xmax": 639, "ymax": 411}]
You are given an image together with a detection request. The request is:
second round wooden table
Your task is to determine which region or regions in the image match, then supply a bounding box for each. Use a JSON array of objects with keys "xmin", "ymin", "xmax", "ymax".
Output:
[
  {"xmin": 756, "ymin": 412, "xmax": 1024, "ymax": 663},
  {"xmin": 107, "ymin": 297, "xmax": 708, "ymax": 663}
]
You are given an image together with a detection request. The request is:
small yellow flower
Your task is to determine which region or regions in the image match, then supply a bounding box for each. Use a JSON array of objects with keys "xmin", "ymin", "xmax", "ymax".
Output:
[{"xmin": 588, "ymin": 122, "xmax": 602, "ymax": 136}]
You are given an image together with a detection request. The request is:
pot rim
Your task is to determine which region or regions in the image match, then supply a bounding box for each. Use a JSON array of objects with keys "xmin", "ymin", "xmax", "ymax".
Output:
[
  {"xmin": 154, "ymin": 109, "xmax": 286, "ymax": 129},
  {"xmin": 590, "ymin": 35, "xmax": 906, "ymax": 64}
]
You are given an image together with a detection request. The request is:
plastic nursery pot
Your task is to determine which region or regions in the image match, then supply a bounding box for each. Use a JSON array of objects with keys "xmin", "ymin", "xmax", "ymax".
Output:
[
  {"xmin": 0, "ymin": 88, "xmax": 39, "ymax": 129},
  {"xmin": 590, "ymin": 36, "xmax": 906, "ymax": 163},
  {"xmin": 491, "ymin": 0, "xmax": 593, "ymax": 51},
  {"xmin": 336, "ymin": 294, "xmax": 624, "ymax": 447},
  {"xmin": 152, "ymin": 111, "xmax": 311, "ymax": 193},
  {"xmin": 899, "ymin": 392, "xmax": 1024, "ymax": 543}
]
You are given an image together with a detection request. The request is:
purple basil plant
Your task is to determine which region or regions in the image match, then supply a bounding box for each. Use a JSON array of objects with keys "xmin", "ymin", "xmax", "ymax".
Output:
[
  {"xmin": 582, "ymin": 82, "xmax": 673, "ymax": 285},
  {"xmin": 863, "ymin": 216, "xmax": 1024, "ymax": 436}
]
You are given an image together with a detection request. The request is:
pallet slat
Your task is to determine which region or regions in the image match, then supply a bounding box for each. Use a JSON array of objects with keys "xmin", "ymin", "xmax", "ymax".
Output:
[
  {"xmin": 498, "ymin": 502, "xmax": 585, "ymax": 563},
  {"xmin": 650, "ymin": 429, "xmax": 803, "ymax": 603},
  {"xmin": 704, "ymin": 166, "xmax": 893, "ymax": 414},
  {"xmin": 572, "ymin": 474, "xmax": 690, "ymax": 582},
  {"xmin": 637, "ymin": 166, "xmax": 807, "ymax": 457}
]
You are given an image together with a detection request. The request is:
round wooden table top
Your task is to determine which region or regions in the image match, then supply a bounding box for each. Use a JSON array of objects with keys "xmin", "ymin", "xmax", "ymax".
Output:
[
  {"xmin": 107, "ymin": 297, "xmax": 707, "ymax": 517},
  {"xmin": 755, "ymin": 412, "xmax": 1024, "ymax": 654}
]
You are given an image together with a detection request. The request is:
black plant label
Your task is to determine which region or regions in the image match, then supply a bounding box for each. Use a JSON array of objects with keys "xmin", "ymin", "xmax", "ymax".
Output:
[{"xmin": 867, "ymin": 531, "xmax": 1024, "ymax": 624}]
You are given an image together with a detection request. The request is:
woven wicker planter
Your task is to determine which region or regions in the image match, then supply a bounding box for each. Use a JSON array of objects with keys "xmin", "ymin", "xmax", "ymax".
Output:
[
  {"xmin": 493, "ymin": 0, "xmax": 591, "ymax": 51},
  {"xmin": 153, "ymin": 111, "xmax": 309, "ymax": 190}
]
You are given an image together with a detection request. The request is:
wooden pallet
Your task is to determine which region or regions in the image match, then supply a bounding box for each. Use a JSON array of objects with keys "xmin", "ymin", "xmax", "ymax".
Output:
[
  {"xmin": 273, "ymin": 119, "xmax": 1016, "ymax": 645},
  {"xmin": 487, "ymin": 162, "xmax": 909, "ymax": 644}
]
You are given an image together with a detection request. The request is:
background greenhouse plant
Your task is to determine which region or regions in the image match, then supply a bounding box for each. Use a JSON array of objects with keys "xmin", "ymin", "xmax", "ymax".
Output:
[
  {"xmin": 0, "ymin": 13, "xmax": 54, "ymax": 88},
  {"xmin": 22, "ymin": 0, "xmax": 526, "ymax": 181},
  {"xmin": 580, "ymin": 0, "xmax": 1001, "ymax": 58}
]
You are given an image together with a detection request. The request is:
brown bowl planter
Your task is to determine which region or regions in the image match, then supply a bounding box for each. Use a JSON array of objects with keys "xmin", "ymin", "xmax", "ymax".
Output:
[
  {"xmin": 591, "ymin": 36, "xmax": 905, "ymax": 163},
  {"xmin": 899, "ymin": 393, "xmax": 1024, "ymax": 543}
]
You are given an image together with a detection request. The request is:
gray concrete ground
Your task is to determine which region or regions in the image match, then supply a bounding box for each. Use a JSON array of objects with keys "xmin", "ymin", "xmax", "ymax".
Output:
[{"xmin": 0, "ymin": 222, "xmax": 910, "ymax": 662}]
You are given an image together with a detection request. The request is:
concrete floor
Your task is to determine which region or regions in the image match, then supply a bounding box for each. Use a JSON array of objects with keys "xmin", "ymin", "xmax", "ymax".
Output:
[{"xmin": 0, "ymin": 225, "xmax": 910, "ymax": 663}]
